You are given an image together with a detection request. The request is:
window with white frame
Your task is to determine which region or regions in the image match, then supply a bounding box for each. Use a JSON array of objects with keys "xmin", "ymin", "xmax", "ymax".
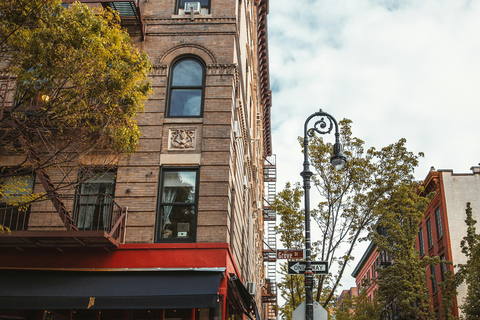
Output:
[{"xmin": 74, "ymin": 170, "xmax": 116, "ymax": 231}]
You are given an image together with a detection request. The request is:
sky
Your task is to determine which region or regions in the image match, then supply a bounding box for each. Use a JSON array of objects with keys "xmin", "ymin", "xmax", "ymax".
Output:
[{"xmin": 267, "ymin": 0, "xmax": 480, "ymax": 293}]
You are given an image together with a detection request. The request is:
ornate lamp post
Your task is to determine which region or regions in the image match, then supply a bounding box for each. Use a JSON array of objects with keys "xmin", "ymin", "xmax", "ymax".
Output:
[{"xmin": 300, "ymin": 110, "xmax": 346, "ymax": 320}]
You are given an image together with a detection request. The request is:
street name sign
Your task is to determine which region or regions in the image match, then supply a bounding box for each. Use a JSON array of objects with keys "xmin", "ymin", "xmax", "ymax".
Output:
[
  {"xmin": 276, "ymin": 249, "xmax": 305, "ymax": 260},
  {"xmin": 287, "ymin": 261, "xmax": 328, "ymax": 275}
]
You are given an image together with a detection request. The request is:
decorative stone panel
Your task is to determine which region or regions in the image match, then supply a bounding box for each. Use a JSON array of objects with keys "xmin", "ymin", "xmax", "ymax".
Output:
[{"xmin": 168, "ymin": 128, "xmax": 196, "ymax": 150}]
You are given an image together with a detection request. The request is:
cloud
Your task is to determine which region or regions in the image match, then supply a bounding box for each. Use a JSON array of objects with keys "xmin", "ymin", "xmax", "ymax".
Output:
[{"xmin": 269, "ymin": 0, "xmax": 480, "ymax": 291}]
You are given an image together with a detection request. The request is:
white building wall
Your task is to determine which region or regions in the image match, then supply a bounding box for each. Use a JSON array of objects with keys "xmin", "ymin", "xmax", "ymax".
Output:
[{"xmin": 441, "ymin": 166, "xmax": 480, "ymax": 313}]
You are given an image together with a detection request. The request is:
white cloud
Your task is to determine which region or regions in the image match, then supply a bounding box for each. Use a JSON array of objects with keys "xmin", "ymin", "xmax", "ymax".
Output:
[{"xmin": 268, "ymin": 0, "xmax": 480, "ymax": 294}]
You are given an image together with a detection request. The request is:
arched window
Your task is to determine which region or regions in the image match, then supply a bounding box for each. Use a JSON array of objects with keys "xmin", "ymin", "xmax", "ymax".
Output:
[{"xmin": 167, "ymin": 57, "xmax": 205, "ymax": 117}]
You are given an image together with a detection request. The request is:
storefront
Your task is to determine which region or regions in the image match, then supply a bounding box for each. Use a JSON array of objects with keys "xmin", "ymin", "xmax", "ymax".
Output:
[{"xmin": 0, "ymin": 244, "xmax": 259, "ymax": 320}]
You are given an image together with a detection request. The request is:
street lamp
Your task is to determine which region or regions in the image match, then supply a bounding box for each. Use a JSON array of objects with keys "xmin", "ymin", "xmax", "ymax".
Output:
[{"xmin": 300, "ymin": 109, "xmax": 346, "ymax": 320}]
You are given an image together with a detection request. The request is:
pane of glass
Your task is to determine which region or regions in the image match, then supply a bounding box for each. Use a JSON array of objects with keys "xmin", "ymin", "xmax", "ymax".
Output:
[
  {"xmin": 160, "ymin": 205, "xmax": 195, "ymax": 239},
  {"xmin": 170, "ymin": 89, "xmax": 202, "ymax": 116},
  {"xmin": 179, "ymin": 0, "xmax": 210, "ymax": 9},
  {"xmin": 0, "ymin": 174, "xmax": 34, "ymax": 202},
  {"xmin": 85, "ymin": 172, "xmax": 116, "ymax": 185},
  {"xmin": 172, "ymin": 60, "xmax": 203, "ymax": 86},
  {"xmin": 163, "ymin": 171, "xmax": 196, "ymax": 203}
]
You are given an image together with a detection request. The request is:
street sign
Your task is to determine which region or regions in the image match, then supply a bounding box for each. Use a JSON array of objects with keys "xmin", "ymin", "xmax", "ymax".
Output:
[
  {"xmin": 287, "ymin": 261, "xmax": 328, "ymax": 275},
  {"xmin": 276, "ymin": 249, "xmax": 305, "ymax": 260}
]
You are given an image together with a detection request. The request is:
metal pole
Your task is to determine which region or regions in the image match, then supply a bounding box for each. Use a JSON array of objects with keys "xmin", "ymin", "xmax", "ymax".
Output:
[{"xmin": 300, "ymin": 110, "xmax": 344, "ymax": 320}]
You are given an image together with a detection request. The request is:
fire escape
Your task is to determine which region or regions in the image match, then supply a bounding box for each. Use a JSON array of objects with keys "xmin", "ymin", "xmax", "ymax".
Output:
[
  {"xmin": 1, "ymin": 75, "xmax": 127, "ymax": 249},
  {"xmin": 262, "ymin": 155, "xmax": 277, "ymax": 320},
  {"xmin": 69, "ymin": 0, "xmax": 146, "ymax": 41}
]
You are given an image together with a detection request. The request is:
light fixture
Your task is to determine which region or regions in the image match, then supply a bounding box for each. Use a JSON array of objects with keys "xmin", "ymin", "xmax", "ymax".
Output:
[{"xmin": 330, "ymin": 142, "xmax": 346, "ymax": 170}]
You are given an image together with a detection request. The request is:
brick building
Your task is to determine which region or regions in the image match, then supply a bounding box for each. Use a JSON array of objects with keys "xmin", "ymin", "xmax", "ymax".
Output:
[
  {"xmin": 0, "ymin": 0, "xmax": 276, "ymax": 319},
  {"xmin": 416, "ymin": 165, "xmax": 480, "ymax": 319},
  {"xmin": 351, "ymin": 165, "xmax": 480, "ymax": 319}
]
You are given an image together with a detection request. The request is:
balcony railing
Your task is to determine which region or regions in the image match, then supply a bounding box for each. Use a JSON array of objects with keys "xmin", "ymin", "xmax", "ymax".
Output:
[{"xmin": 0, "ymin": 194, "xmax": 126, "ymax": 248}]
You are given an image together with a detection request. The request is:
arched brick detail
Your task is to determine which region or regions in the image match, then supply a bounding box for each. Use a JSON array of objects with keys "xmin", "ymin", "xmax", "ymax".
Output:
[{"xmin": 159, "ymin": 44, "xmax": 217, "ymax": 66}]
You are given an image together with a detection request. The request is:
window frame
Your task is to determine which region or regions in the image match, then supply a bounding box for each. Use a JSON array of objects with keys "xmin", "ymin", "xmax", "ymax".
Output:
[
  {"xmin": 418, "ymin": 228, "xmax": 425, "ymax": 256},
  {"xmin": 440, "ymin": 254, "xmax": 447, "ymax": 282},
  {"xmin": 435, "ymin": 208, "xmax": 443, "ymax": 239},
  {"xmin": 426, "ymin": 218, "xmax": 433, "ymax": 248},
  {"xmin": 155, "ymin": 167, "xmax": 200, "ymax": 243},
  {"xmin": 166, "ymin": 56, "xmax": 206, "ymax": 118},
  {"xmin": 0, "ymin": 169, "xmax": 35, "ymax": 231},
  {"xmin": 176, "ymin": 0, "xmax": 211, "ymax": 14},
  {"xmin": 73, "ymin": 169, "xmax": 117, "ymax": 231},
  {"xmin": 430, "ymin": 265, "xmax": 437, "ymax": 294}
]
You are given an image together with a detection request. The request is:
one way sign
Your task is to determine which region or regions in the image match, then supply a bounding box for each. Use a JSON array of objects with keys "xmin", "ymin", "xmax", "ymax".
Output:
[{"xmin": 288, "ymin": 261, "xmax": 328, "ymax": 275}]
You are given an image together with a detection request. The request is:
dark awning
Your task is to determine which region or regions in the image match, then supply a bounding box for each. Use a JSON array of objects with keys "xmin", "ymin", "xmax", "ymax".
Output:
[
  {"xmin": 0, "ymin": 269, "xmax": 223, "ymax": 310},
  {"xmin": 228, "ymin": 275, "xmax": 260, "ymax": 320}
]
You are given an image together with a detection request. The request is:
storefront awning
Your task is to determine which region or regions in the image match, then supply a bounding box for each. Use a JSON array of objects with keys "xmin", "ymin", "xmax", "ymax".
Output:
[
  {"xmin": 0, "ymin": 269, "xmax": 224, "ymax": 310},
  {"xmin": 228, "ymin": 275, "xmax": 260, "ymax": 320}
]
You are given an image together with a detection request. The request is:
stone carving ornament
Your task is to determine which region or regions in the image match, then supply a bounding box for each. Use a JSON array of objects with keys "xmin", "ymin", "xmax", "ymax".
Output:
[{"xmin": 169, "ymin": 129, "xmax": 196, "ymax": 149}]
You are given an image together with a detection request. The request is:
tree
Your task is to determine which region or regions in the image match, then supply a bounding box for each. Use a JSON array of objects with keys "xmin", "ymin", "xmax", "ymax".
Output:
[
  {"xmin": 305, "ymin": 119, "xmax": 423, "ymax": 306},
  {"xmin": 0, "ymin": 0, "xmax": 151, "ymax": 221},
  {"xmin": 333, "ymin": 287, "xmax": 384, "ymax": 320},
  {"xmin": 274, "ymin": 119, "xmax": 425, "ymax": 318},
  {"xmin": 456, "ymin": 202, "xmax": 480, "ymax": 319},
  {"xmin": 372, "ymin": 183, "xmax": 435, "ymax": 320}
]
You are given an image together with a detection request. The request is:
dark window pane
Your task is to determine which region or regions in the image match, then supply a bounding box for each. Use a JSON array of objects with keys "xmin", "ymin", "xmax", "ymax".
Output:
[
  {"xmin": 75, "ymin": 171, "xmax": 116, "ymax": 230},
  {"xmin": 435, "ymin": 208, "xmax": 443, "ymax": 238},
  {"xmin": 161, "ymin": 205, "xmax": 195, "ymax": 239},
  {"xmin": 418, "ymin": 228, "xmax": 425, "ymax": 255},
  {"xmin": 170, "ymin": 89, "xmax": 202, "ymax": 116},
  {"xmin": 172, "ymin": 60, "xmax": 203, "ymax": 86},
  {"xmin": 427, "ymin": 219, "xmax": 433, "ymax": 248}
]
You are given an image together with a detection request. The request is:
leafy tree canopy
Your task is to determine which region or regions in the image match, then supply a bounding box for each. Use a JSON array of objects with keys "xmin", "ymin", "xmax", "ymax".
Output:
[
  {"xmin": 274, "ymin": 118, "xmax": 425, "ymax": 316},
  {"xmin": 1, "ymin": 0, "xmax": 151, "ymax": 155},
  {"xmin": 371, "ymin": 183, "xmax": 436, "ymax": 320},
  {"xmin": 0, "ymin": 0, "xmax": 151, "ymax": 214}
]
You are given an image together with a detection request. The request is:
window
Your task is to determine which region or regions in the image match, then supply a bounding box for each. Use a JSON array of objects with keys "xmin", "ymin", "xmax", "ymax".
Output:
[
  {"xmin": 156, "ymin": 168, "xmax": 199, "ymax": 242},
  {"xmin": 435, "ymin": 208, "xmax": 443, "ymax": 239},
  {"xmin": 167, "ymin": 57, "xmax": 205, "ymax": 117},
  {"xmin": 74, "ymin": 171, "xmax": 116, "ymax": 231},
  {"xmin": 177, "ymin": 0, "xmax": 211, "ymax": 14},
  {"xmin": 426, "ymin": 219, "xmax": 433, "ymax": 248},
  {"xmin": 430, "ymin": 265, "xmax": 437, "ymax": 294},
  {"xmin": 418, "ymin": 228, "xmax": 425, "ymax": 255},
  {"xmin": 0, "ymin": 171, "xmax": 34, "ymax": 231},
  {"xmin": 440, "ymin": 255, "xmax": 447, "ymax": 281}
]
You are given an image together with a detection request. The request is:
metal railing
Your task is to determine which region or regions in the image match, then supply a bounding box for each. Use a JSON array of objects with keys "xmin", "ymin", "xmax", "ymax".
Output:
[{"xmin": 0, "ymin": 193, "xmax": 126, "ymax": 241}]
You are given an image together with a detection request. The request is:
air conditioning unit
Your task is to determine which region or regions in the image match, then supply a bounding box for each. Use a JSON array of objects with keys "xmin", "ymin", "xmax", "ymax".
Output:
[
  {"xmin": 184, "ymin": 2, "xmax": 201, "ymax": 13},
  {"xmin": 233, "ymin": 121, "xmax": 241, "ymax": 138},
  {"xmin": 246, "ymin": 282, "xmax": 256, "ymax": 296}
]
